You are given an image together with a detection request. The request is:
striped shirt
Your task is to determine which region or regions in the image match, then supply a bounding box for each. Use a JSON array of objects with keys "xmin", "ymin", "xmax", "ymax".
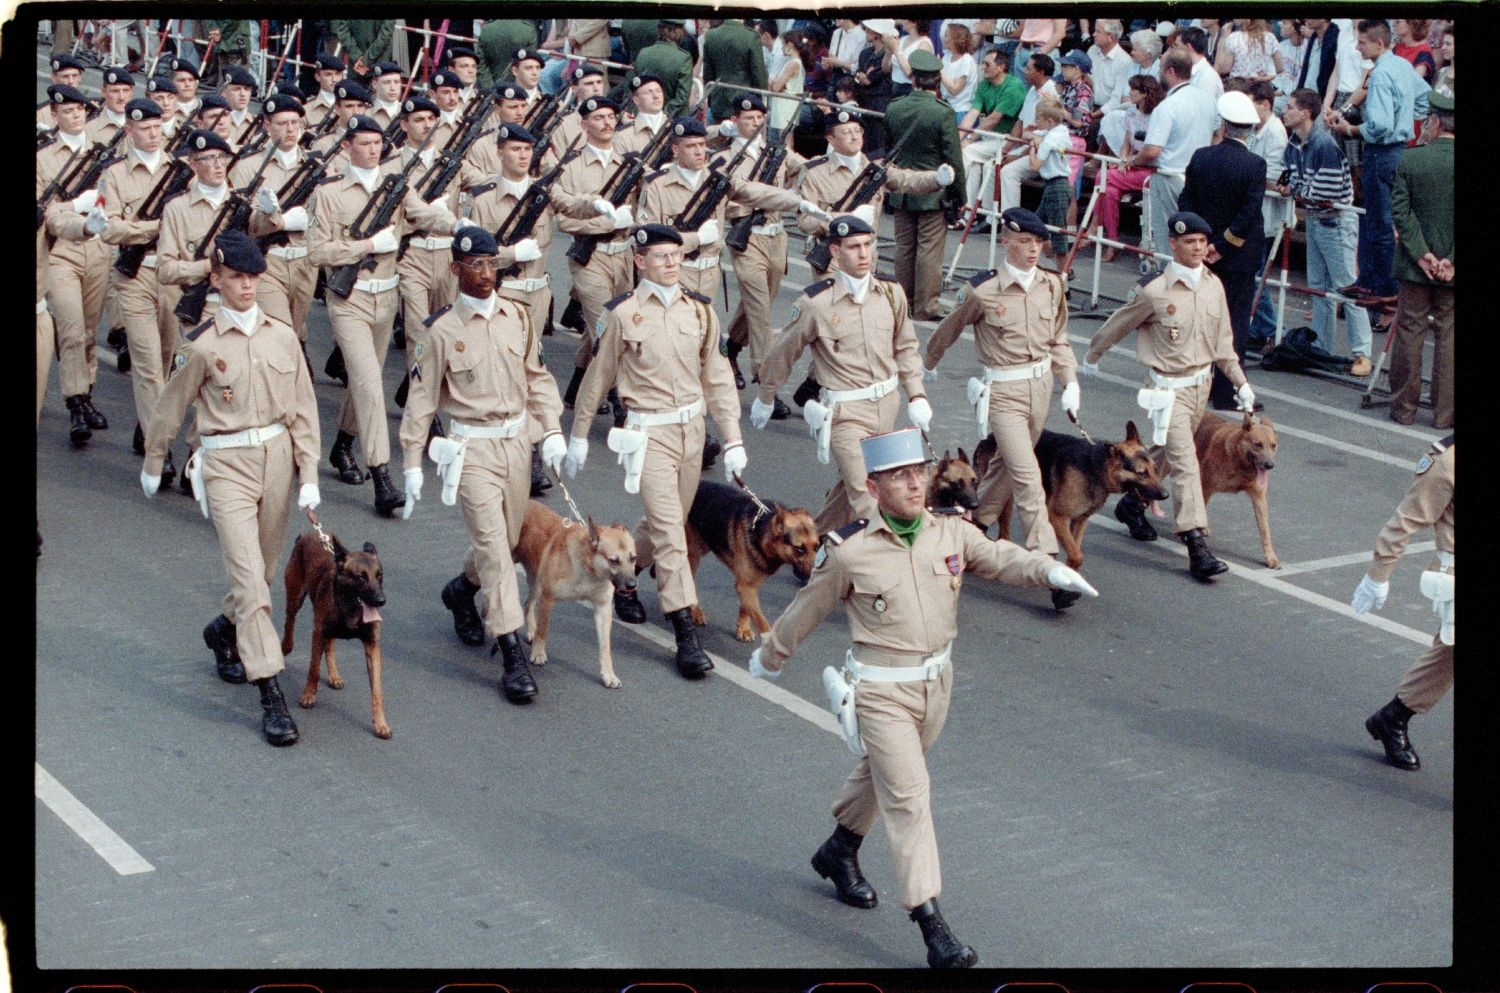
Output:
[{"xmin": 1282, "ymin": 124, "xmax": 1352, "ymax": 214}]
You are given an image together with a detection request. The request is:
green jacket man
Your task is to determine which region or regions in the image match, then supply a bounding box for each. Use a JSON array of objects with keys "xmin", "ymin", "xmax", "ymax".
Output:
[
  {"xmin": 701, "ymin": 20, "xmax": 767, "ymax": 122},
  {"xmin": 476, "ymin": 19, "xmax": 538, "ymax": 90},
  {"xmin": 634, "ymin": 21, "xmax": 695, "ymax": 119},
  {"xmin": 882, "ymin": 55, "xmax": 966, "ymax": 211}
]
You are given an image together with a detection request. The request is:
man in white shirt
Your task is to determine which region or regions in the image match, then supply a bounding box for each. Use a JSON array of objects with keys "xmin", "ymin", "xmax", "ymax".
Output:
[
  {"xmin": 1086, "ymin": 20, "xmax": 1135, "ymax": 110},
  {"xmin": 1244, "ymin": 80, "xmax": 1290, "ymax": 346},
  {"xmin": 1124, "ymin": 50, "xmax": 1216, "ymax": 260},
  {"xmin": 996, "ymin": 53, "xmax": 1059, "ymax": 214}
]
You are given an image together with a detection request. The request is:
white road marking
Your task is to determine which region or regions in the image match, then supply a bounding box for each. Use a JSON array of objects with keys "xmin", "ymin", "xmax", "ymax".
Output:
[
  {"xmin": 36, "ymin": 763, "xmax": 154, "ymax": 876},
  {"xmin": 1276, "ymin": 542, "xmax": 1435, "ymax": 577}
]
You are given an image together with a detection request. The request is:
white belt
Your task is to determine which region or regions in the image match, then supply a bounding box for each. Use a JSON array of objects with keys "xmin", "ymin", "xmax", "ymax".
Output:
[
  {"xmin": 1137, "ymin": 367, "xmax": 1210, "ymax": 447},
  {"xmin": 595, "ymin": 239, "xmax": 633, "ymax": 256},
  {"xmin": 627, "ymin": 397, "xmax": 705, "ymax": 427},
  {"xmin": 681, "ymin": 254, "xmax": 720, "ymax": 270},
  {"xmin": 36, "ymin": 299, "xmax": 48, "ymax": 315},
  {"xmin": 449, "ymin": 414, "xmax": 527, "ymax": 440},
  {"xmin": 198, "ymin": 422, "xmax": 287, "ymax": 450},
  {"xmin": 751, "ymin": 222, "xmax": 784, "ymax": 237},
  {"xmin": 805, "ymin": 376, "xmax": 900, "ymax": 463},
  {"xmin": 501, "ymin": 275, "xmax": 550, "ymax": 292},
  {"xmin": 354, "ymin": 274, "xmax": 401, "ymax": 294},
  {"xmin": 846, "ymin": 642, "xmax": 953, "ymax": 683},
  {"xmin": 1436, "ymin": 550, "xmax": 1454, "ymax": 571},
  {"xmin": 966, "ymin": 359, "xmax": 1051, "ymax": 437},
  {"xmin": 139, "ymin": 253, "xmax": 159, "ymax": 269},
  {"xmin": 1149, "ymin": 366, "xmax": 1212, "ymax": 390},
  {"xmin": 407, "ymin": 235, "xmax": 453, "ymax": 251},
  {"xmin": 267, "ymin": 245, "xmax": 309, "ymax": 260},
  {"xmin": 822, "ymin": 375, "xmax": 899, "ymax": 406}
]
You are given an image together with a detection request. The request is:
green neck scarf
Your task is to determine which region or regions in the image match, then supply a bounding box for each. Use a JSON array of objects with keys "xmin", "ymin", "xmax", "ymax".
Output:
[{"xmin": 881, "ymin": 511, "xmax": 924, "ymax": 547}]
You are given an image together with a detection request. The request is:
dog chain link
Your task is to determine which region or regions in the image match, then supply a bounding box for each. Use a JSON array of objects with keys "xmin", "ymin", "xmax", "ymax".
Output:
[
  {"xmin": 306, "ymin": 508, "xmax": 337, "ymax": 557},
  {"xmin": 549, "ymin": 465, "xmax": 589, "ymax": 527},
  {"xmin": 1066, "ymin": 410, "xmax": 1095, "ymax": 446},
  {"xmin": 732, "ymin": 473, "xmax": 773, "ymax": 528}
]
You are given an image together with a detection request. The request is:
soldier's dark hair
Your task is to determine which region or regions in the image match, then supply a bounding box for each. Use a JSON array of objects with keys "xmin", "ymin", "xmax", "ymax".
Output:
[{"xmin": 1179, "ymin": 26, "xmax": 1209, "ymax": 56}]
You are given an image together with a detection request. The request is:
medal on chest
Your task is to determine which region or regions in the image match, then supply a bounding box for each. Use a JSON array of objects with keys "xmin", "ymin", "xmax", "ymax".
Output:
[
  {"xmin": 1165, "ymin": 304, "xmax": 1180, "ymax": 342},
  {"xmin": 633, "ymin": 313, "xmax": 644, "ymax": 326}
]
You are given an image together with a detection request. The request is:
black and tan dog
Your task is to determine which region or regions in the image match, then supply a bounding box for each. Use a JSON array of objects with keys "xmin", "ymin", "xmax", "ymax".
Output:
[
  {"xmin": 685, "ymin": 480, "xmax": 819, "ymax": 642},
  {"xmin": 281, "ymin": 532, "xmax": 390, "ymax": 739},
  {"xmin": 976, "ymin": 420, "xmax": 1169, "ymax": 571},
  {"xmin": 927, "ymin": 448, "xmax": 981, "ymax": 515}
]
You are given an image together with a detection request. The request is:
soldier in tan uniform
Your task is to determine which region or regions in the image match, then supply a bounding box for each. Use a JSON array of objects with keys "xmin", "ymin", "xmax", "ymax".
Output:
[
  {"xmin": 145, "ymin": 76, "xmax": 179, "ymax": 137},
  {"xmin": 748, "ymin": 427, "xmax": 1096, "ymax": 968},
  {"xmin": 425, "ymin": 70, "xmax": 466, "ymax": 151},
  {"xmin": 141, "ymin": 231, "xmax": 321, "ymax": 747},
  {"xmin": 542, "ymin": 64, "xmax": 608, "ymax": 172},
  {"xmin": 87, "ymin": 66, "xmax": 136, "ymax": 146},
  {"xmin": 510, "ymin": 48, "xmax": 546, "ymax": 108},
  {"xmin": 219, "ymin": 66, "xmax": 260, "ymax": 145},
  {"xmin": 189, "ymin": 94, "xmax": 237, "ymax": 149},
  {"xmin": 392, "ymin": 96, "xmax": 466, "ymax": 360},
  {"xmin": 563, "ymin": 225, "xmax": 746, "ymax": 677},
  {"xmin": 1354, "ymin": 435, "xmax": 1455, "ymax": 772},
  {"xmin": 240, "ymin": 94, "xmax": 317, "ymax": 339},
  {"xmin": 158, "ymin": 129, "xmax": 237, "ymax": 342},
  {"xmin": 310, "ymin": 82, "xmax": 373, "ymax": 174},
  {"xmin": 36, "ymin": 53, "xmax": 88, "ymax": 133},
  {"xmin": 306, "ymin": 114, "xmax": 469, "ymax": 515},
  {"xmin": 39, "ymin": 84, "xmax": 112, "ymax": 446},
  {"xmin": 458, "ymin": 84, "xmax": 530, "ymax": 191},
  {"xmin": 924, "ymin": 208, "xmax": 1080, "ymax": 597},
  {"xmin": 400, "ymin": 229, "xmax": 567, "ymax": 702},
  {"xmin": 368, "ymin": 61, "xmax": 406, "ymax": 131},
  {"xmin": 442, "ymin": 46, "xmax": 481, "ymax": 112},
  {"xmin": 168, "ymin": 57, "xmax": 202, "ymax": 132},
  {"xmin": 751, "ymin": 215, "xmax": 931, "ymax": 535},
  {"xmin": 1082, "ymin": 212, "xmax": 1256, "ymax": 581},
  {"xmin": 302, "ymin": 53, "xmax": 346, "ymax": 132},
  {"xmin": 613, "ymin": 74, "xmax": 668, "ymax": 157}
]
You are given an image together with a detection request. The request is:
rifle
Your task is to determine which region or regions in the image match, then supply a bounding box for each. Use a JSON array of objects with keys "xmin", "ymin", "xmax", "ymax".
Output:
[
  {"xmin": 173, "ymin": 146, "xmax": 279, "ymax": 324},
  {"xmin": 528, "ymin": 90, "xmax": 576, "ymax": 166},
  {"xmin": 413, "ymin": 90, "xmax": 496, "ymax": 204},
  {"xmin": 256, "ymin": 150, "xmax": 330, "ymax": 251},
  {"xmin": 36, "ymin": 140, "xmax": 90, "ymax": 229},
  {"xmin": 522, "ymin": 88, "xmax": 562, "ymax": 131},
  {"xmin": 379, "ymin": 112, "xmax": 408, "ymax": 157},
  {"xmin": 804, "ymin": 124, "xmax": 917, "ymax": 273},
  {"xmin": 724, "ymin": 114, "xmax": 797, "ymax": 253},
  {"xmin": 493, "ymin": 135, "xmax": 582, "ymax": 278},
  {"xmin": 113, "ymin": 157, "xmax": 195, "ymax": 279},
  {"xmin": 673, "ymin": 115, "xmax": 768, "ymax": 249},
  {"xmin": 302, "ymin": 104, "xmax": 343, "ymax": 148},
  {"xmin": 37, "ymin": 130, "xmax": 126, "ymax": 229},
  {"xmin": 324, "ymin": 123, "xmax": 441, "ymax": 299},
  {"xmin": 563, "ymin": 115, "xmax": 678, "ymax": 267},
  {"xmin": 232, "ymin": 111, "xmax": 264, "ymax": 151}
]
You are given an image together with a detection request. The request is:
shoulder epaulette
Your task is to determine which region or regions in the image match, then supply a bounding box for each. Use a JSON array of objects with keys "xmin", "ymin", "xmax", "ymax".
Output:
[
  {"xmin": 683, "ymin": 288, "xmax": 712, "ymax": 304},
  {"xmin": 803, "ymin": 156, "xmax": 829, "ymax": 170},
  {"xmin": 1434, "ymin": 434, "xmax": 1453, "ymax": 454},
  {"xmin": 874, "ymin": 272, "xmax": 898, "ymax": 283},
  {"xmin": 36, "ymin": 99, "xmax": 48, "ymax": 110},
  {"xmin": 1137, "ymin": 270, "xmax": 1164, "ymax": 288},
  {"xmin": 966, "ymin": 269, "xmax": 997, "ymax": 287},
  {"xmin": 37, "ymin": 132, "xmax": 58, "ymax": 150},
  {"xmin": 161, "ymin": 188, "xmax": 189, "ymax": 207},
  {"xmin": 185, "ymin": 318, "xmax": 214, "ymax": 341},
  {"xmin": 803, "ymin": 277, "xmax": 835, "ymax": 298},
  {"xmin": 317, "ymin": 173, "xmax": 344, "ymax": 186},
  {"xmin": 826, "ymin": 518, "xmax": 868, "ymax": 545},
  {"xmin": 468, "ymin": 181, "xmax": 498, "ymax": 198},
  {"xmin": 604, "ymin": 290, "xmax": 635, "ymax": 311},
  {"xmin": 931, "ymin": 506, "xmax": 966, "ymax": 515},
  {"xmin": 643, "ymin": 167, "xmax": 667, "ymax": 184},
  {"xmin": 558, "ymin": 147, "xmax": 583, "ymax": 168},
  {"xmin": 422, "ymin": 303, "xmax": 454, "ymax": 328}
]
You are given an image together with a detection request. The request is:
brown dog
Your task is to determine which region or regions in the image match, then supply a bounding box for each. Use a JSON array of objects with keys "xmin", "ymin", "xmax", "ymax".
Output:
[
  {"xmin": 977, "ymin": 420, "xmax": 1170, "ymax": 570},
  {"xmin": 927, "ymin": 448, "xmax": 981, "ymax": 515},
  {"xmin": 1185, "ymin": 410, "xmax": 1282, "ymax": 569},
  {"xmin": 685, "ymin": 480, "xmax": 819, "ymax": 641},
  {"xmin": 281, "ymin": 532, "xmax": 390, "ymax": 739},
  {"xmin": 512, "ymin": 500, "xmax": 638, "ymax": 688}
]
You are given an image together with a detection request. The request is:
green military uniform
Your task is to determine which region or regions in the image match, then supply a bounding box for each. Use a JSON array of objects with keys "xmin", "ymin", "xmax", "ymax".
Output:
[
  {"xmin": 634, "ymin": 37, "xmax": 695, "ymax": 119},
  {"xmin": 701, "ymin": 21, "xmax": 767, "ymax": 122},
  {"xmin": 201, "ymin": 20, "xmax": 251, "ymax": 60},
  {"xmin": 476, "ymin": 19, "xmax": 539, "ymax": 90},
  {"xmin": 620, "ymin": 21, "xmax": 660, "ymax": 65},
  {"xmin": 328, "ymin": 20, "xmax": 393, "ymax": 73}
]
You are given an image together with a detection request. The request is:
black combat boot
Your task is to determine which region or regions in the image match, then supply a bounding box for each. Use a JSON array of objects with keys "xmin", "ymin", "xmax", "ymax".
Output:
[
  {"xmin": 65, "ymin": 396, "xmax": 92, "ymax": 446},
  {"xmin": 1051, "ymin": 587, "xmax": 1082, "ymax": 611},
  {"xmin": 370, "ymin": 463, "xmax": 405, "ymax": 517},
  {"xmin": 613, "ymin": 582, "xmax": 647, "ymax": 624},
  {"xmin": 133, "ymin": 422, "xmax": 146, "ymax": 456},
  {"xmin": 770, "ymin": 395, "xmax": 791, "ymax": 420},
  {"xmin": 160, "ymin": 448, "xmax": 177, "ymax": 488},
  {"xmin": 1181, "ymin": 528, "xmax": 1228, "ymax": 580},
  {"xmin": 112, "ymin": 328, "xmax": 132, "ymax": 372},
  {"xmin": 910, "ymin": 899, "xmax": 978, "ymax": 969},
  {"xmin": 726, "ymin": 340, "xmax": 746, "ymax": 390},
  {"xmin": 441, "ymin": 574, "xmax": 486, "ymax": 646},
  {"xmin": 493, "ymin": 631, "xmax": 538, "ymax": 703},
  {"xmin": 811, "ymin": 824, "xmax": 878, "ymax": 908},
  {"xmin": 530, "ymin": 445, "xmax": 552, "ymax": 496},
  {"xmin": 179, "ymin": 448, "xmax": 194, "ymax": 494},
  {"xmin": 254, "ymin": 675, "xmax": 300, "ymax": 746},
  {"xmin": 203, "ymin": 613, "xmax": 246, "ymax": 683},
  {"xmin": 666, "ymin": 607, "xmax": 713, "ymax": 678},
  {"xmin": 560, "ymin": 296, "xmax": 585, "ymax": 333},
  {"xmin": 1113, "ymin": 492, "xmax": 1158, "ymax": 541},
  {"xmin": 792, "ymin": 374, "xmax": 822, "ymax": 408},
  {"xmin": 701, "ymin": 433, "xmax": 722, "ymax": 470},
  {"xmin": 329, "ymin": 430, "xmax": 367, "ymax": 484},
  {"xmin": 1365, "ymin": 696, "xmax": 1420, "ymax": 770},
  {"xmin": 81, "ymin": 390, "xmax": 108, "ymax": 429},
  {"xmin": 562, "ymin": 366, "xmax": 586, "ymax": 409}
]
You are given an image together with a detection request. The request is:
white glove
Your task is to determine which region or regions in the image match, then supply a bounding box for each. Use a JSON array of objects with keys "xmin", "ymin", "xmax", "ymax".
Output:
[
  {"xmin": 798, "ymin": 199, "xmax": 831, "ymax": 222},
  {"xmin": 907, "ymin": 396, "xmax": 933, "ymax": 433},
  {"xmin": 923, "ymin": 364, "xmax": 938, "ymax": 382},
  {"xmin": 368, "ymin": 226, "xmax": 399, "ymax": 254},
  {"xmin": 696, "ymin": 218, "xmax": 720, "ymax": 246},
  {"xmin": 540, "ymin": 433, "xmax": 567, "ymax": 473},
  {"xmin": 71, "ymin": 189, "xmax": 99, "ymax": 214},
  {"xmin": 280, "ymin": 205, "xmax": 309, "ymax": 232},
  {"xmin": 256, "ymin": 186, "xmax": 279, "ymax": 214},
  {"xmin": 748, "ymin": 647, "xmax": 780, "ymax": 681},
  {"xmin": 297, "ymin": 482, "xmax": 321, "ymax": 510},
  {"xmin": 852, "ymin": 204, "xmax": 876, "ymax": 226},
  {"xmin": 84, "ymin": 205, "xmax": 108, "ymax": 236},
  {"xmin": 935, "ymin": 162, "xmax": 956, "ymax": 186},
  {"xmin": 1351, "ymin": 575, "xmax": 1389, "ymax": 614},
  {"xmin": 611, "ymin": 205, "xmax": 633, "ymax": 230},
  {"xmin": 1060, "ymin": 381, "xmax": 1080, "ymax": 418},
  {"xmin": 1078, "ymin": 359, "xmax": 1100, "ymax": 379},
  {"xmin": 593, "ymin": 197, "xmax": 615, "ymax": 217},
  {"xmin": 1236, "ymin": 382, "xmax": 1257, "ymax": 411},
  {"xmin": 1047, "ymin": 564, "xmax": 1099, "ymax": 598},
  {"xmin": 718, "ymin": 120, "xmax": 739, "ymax": 138},
  {"xmin": 722, "ymin": 443, "xmax": 747, "ymax": 483},
  {"xmin": 511, "ymin": 237, "xmax": 542, "ymax": 263},
  {"xmin": 402, "ymin": 467, "xmax": 422, "ymax": 520},
  {"xmin": 452, "ymin": 216, "xmax": 479, "ymax": 234},
  {"xmin": 141, "ymin": 468, "xmax": 160, "ymax": 497},
  {"xmin": 563, "ymin": 435, "xmax": 588, "ymax": 477},
  {"xmin": 749, "ymin": 397, "xmax": 773, "ymax": 430}
]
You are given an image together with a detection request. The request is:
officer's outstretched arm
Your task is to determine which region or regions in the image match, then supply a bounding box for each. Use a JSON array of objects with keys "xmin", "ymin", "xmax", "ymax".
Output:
[{"xmin": 762, "ymin": 545, "xmax": 848, "ymax": 674}]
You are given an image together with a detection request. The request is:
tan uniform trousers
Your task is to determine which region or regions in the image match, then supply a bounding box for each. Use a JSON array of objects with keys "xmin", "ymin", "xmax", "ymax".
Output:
[
  {"xmin": 834, "ymin": 660, "xmax": 953, "ymax": 911},
  {"xmin": 815, "ymin": 392, "xmax": 900, "ymax": 535},
  {"xmin": 48, "ymin": 240, "xmax": 108, "ymax": 398},
  {"xmin": 1153, "ymin": 379, "xmax": 1211, "ymax": 534},
  {"xmin": 328, "ymin": 285, "xmax": 400, "ymax": 467},
  {"xmin": 398, "ymin": 245, "xmax": 459, "ymax": 350},
  {"xmin": 631, "ymin": 418, "xmax": 707, "ymax": 614},
  {"xmin": 1389, "ymin": 281, "xmax": 1454, "ymax": 429},
  {"xmin": 499, "ymin": 282, "xmax": 554, "ymax": 449},
  {"xmin": 113, "ymin": 271, "xmax": 172, "ymax": 429},
  {"xmin": 257, "ymin": 252, "xmax": 318, "ymax": 341},
  {"xmin": 202, "ymin": 431, "xmax": 295, "ymax": 682},
  {"xmin": 1397, "ymin": 633, "xmax": 1455, "ymax": 715},
  {"xmin": 973, "ymin": 373, "xmax": 1059, "ymax": 555},
  {"xmin": 454, "ymin": 435, "xmax": 533, "ymax": 638},
  {"xmin": 679, "ymin": 259, "xmax": 722, "ymax": 305},
  {"xmin": 569, "ymin": 251, "xmax": 635, "ymax": 370},
  {"xmin": 37, "ymin": 305, "xmax": 54, "ymax": 425},
  {"xmin": 726, "ymin": 231, "xmax": 787, "ymax": 378},
  {"xmin": 893, "ymin": 210, "xmax": 948, "ymax": 318}
]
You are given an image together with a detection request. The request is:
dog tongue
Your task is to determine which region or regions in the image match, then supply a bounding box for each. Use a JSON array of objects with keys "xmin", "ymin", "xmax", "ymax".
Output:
[
  {"xmin": 1256, "ymin": 469, "xmax": 1269, "ymax": 489},
  {"xmin": 361, "ymin": 603, "xmax": 382, "ymax": 625},
  {"xmin": 1150, "ymin": 500, "xmax": 1166, "ymax": 519}
]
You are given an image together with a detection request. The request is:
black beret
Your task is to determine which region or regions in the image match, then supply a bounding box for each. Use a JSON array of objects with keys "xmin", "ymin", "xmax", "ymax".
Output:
[
  {"xmin": 452, "ymin": 227, "xmax": 499, "ymax": 258},
  {"xmin": 512, "ymin": 47, "xmax": 545, "ymax": 65},
  {"xmin": 169, "ymin": 57, "xmax": 200, "ymax": 78},
  {"xmin": 571, "ymin": 64, "xmax": 605, "ymax": 81},
  {"xmin": 827, "ymin": 214, "xmax": 875, "ymax": 240},
  {"xmin": 371, "ymin": 60, "xmax": 403, "ymax": 79},
  {"xmin": 429, "ymin": 69, "xmax": 462, "ymax": 90},
  {"xmin": 494, "ymin": 84, "xmax": 527, "ymax": 101},
  {"xmin": 315, "ymin": 53, "xmax": 346, "ymax": 72},
  {"xmin": 671, "ymin": 117, "xmax": 707, "ymax": 138},
  {"xmin": 732, "ymin": 93, "xmax": 767, "ymax": 114},
  {"xmin": 48, "ymin": 84, "xmax": 90, "ymax": 106},
  {"xmin": 262, "ymin": 93, "xmax": 305, "ymax": 117},
  {"xmin": 823, "ymin": 108, "xmax": 863, "ymax": 131},
  {"xmin": 445, "ymin": 46, "xmax": 476, "ymax": 64},
  {"xmin": 124, "ymin": 98, "xmax": 163, "ymax": 121},
  {"xmin": 101, "ymin": 67, "xmax": 135, "ymax": 87},
  {"xmin": 579, "ymin": 96, "xmax": 620, "ymax": 115},
  {"xmin": 146, "ymin": 76, "xmax": 176, "ymax": 95},
  {"xmin": 402, "ymin": 95, "xmax": 440, "ymax": 117},
  {"xmin": 334, "ymin": 81, "xmax": 373, "ymax": 104},
  {"xmin": 268, "ymin": 81, "xmax": 305, "ymax": 101},
  {"xmin": 197, "ymin": 93, "xmax": 231, "ymax": 113},
  {"xmin": 632, "ymin": 223, "xmax": 684, "ymax": 248},
  {"xmin": 343, "ymin": 114, "xmax": 384, "ymax": 136},
  {"xmin": 187, "ymin": 128, "xmax": 233, "ymax": 154},
  {"xmin": 1000, "ymin": 207, "xmax": 1049, "ymax": 238},
  {"xmin": 50, "ymin": 54, "xmax": 87, "ymax": 73},
  {"xmin": 221, "ymin": 66, "xmax": 257, "ymax": 89},
  {"xmin": 629, "ymin": 73, "xmax": 667, "ymax": 92},
  {"xmin": 495, "ymin": 122, "xmax": 537, "ymax": 144},
  {"xmin": 1167, "ymin": 211, "xmax": 1212, "ymax": 237},
  {"xmin": 213, "ymin": 230, "xmax": 266, "ymax": 274}
]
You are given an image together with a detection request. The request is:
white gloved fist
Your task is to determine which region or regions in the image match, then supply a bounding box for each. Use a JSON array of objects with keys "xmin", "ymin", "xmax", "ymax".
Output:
[
  {"xmin": 748, "ymin": 647, "xmax": 780, "ymax": 681},
  {"xmin": 1060, "ymin": 381, "xmax": 1080, "ymax": 418},
  {"xmin": 141, "ymin": 468, "xmax": 161, "ymax": 497},
  {"xmin": 907, "ymin": 396, "xmax": 933, "ymax": 433},
  {"xmin": 718, "ymin": 120, "xmax": 739, "ymax": 138},
  {"xmin": 799, "ymin": 199, "xmax": 831, "ymax": 222},
  {"xmin": 84, "ymin": 205, "xmax": 108, "ymax": 236},
  {"xmin": 1236, "ymin": 382, "xmax": 1257, "ymax": 411},
  {"xmin": 540, "ymin": 433, "xmax": 567, "ymax": 473},
  {"xmin": 1047, "ymin": 564, "xmax": 1099, "ymax": 597},
  {"xmin": 452, "ymin": 216, "xmax": 479, "ymax": 234},
  {"xmin": 256, "ymin": 186, "xmax": 279, "ymax": 214},
  {"xmin": 1078, "ymin": 359, "xmax": 1100, "ymax": 379},
  {"xmin": 512, "ymin": 237, "xmax": 542, "ymax": 262},
  {"xmin": 71, "ymin": 189, "xmax": 100, "ymax": 214},
  {"xmin": 696, "ymin": 218, "xmax": 720, "ymax": 246},
  {"xmin": 749, "ymin": 397, "xmax": 773, "ymax": 430},
  {"xmin": 593, "ymin": 197, "xmax": 615, "ymax": 218},
  {"xmin": 935, "ymin": 162, "xmax": 956, "ymax": 186},
  {"xmin": 563, "ymin": 435, "xmax": 588, "ymax": 477},
  {"xmin": 610, "ymin": 205, "xmax": 634, "ymax": 230},
  {"xmin": 851, "ymin": 204, "xmax": 876, "ymax": 226},
  {"xmin": 368, "ymin": 226, "xmax": 400, "ymax": 254},
  {"xmin": 722, "ymin": 443, "xmax": 747, "ymax": 483},
  {"xmin": 297, "ymin": 482, "xmax": 321, "ymax": 510},
  {"xmin": 402, "ymin": 467, "xmax": 422, "ymax": 520},
  {"xmin": 280, "ymin": 205, "xmax": 310, "ymax": 231},
  {"xmin": 1351, "ymin": 574, "xmax": 1389, "ymax": 614}
]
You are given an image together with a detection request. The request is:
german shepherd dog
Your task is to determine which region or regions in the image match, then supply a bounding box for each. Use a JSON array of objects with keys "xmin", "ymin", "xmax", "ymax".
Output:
[
  {"xmin": 685, "ymin": 480, "xmax": 819, "ymax": 642},
  {"xmin": 1183, "ymin": 410, "xmax": 1282, "ymax": 569},
  {"xmin": 281, "ymin": 532, "xmax": 390, "ymax": 739},
  {"xmin": 976, "ymin": 420, "xmax": 1169, "ymax": 570},
  {"xmin": 927, "ymin": 448, "xmax": 981, "ymax": 515},
  {"xmin": 512, "ymin": 500, "xmax": 638, "ymax": 688}
]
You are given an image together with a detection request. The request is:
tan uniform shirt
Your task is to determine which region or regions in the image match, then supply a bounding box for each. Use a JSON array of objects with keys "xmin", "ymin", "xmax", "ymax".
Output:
[
  {"xmin": 303, "ymin": 93, "xmax": 337, "ymax": 130},
  {"xmin": 1370, "ymin": 440, "xmax": 1455, "ymax": 584},
  {"xmin": 157, "ymin": 185, "xmax": 229, "ymax": 288},
  {"xmin": 85, "ymin": 111, "xmax": 125, "ymax": 147},
  {"xmin": 794, "ymin": 153, "xmax": 941, "ymax": 239},
  {"xmin": 399, "ymin": 294, "xmax": 563, "ymax": 471},
  {"xmin": 568, "ymin": 19, "xmax": 613, "ymax": 60},
  {"xmin": 757, "ymin": 276, "xmax": 925, "ymax": 402},
  {"xmin": 571, "ymin": 286, "xmax": 741, "ymax": 445},
  {"xmin": 464, "ymin": 173, "xmax": 597, "ymax": 276},
  {"xmin": 613, "ymin": 113, "xmax": 666, "ymax": 157},
  {"xmin": 305, "ymin": 160, "xmax": 458, "ymax": 280},
  {"xmin": 763, "ymin": 511, "xmax": 1057, "ymax": 669},
  {"xmin": 371, "ymin": 101, "xmax": 402, "ymax": 131},
  {"xmin": 544, "ymin": 112, "xmax": 585, "ymax": 171},
  {"xmin": 554, "ymin": 144, "xmax": 630, "ymax": 240},
  {"xmin": 38, "ymin": 139, "xmax": 98, "ymax": 259},
  {"xmin": 235, "ymin": 146, "xmax": 312, "ymax": 251},
  {"xmin": 927, "ymin": 267, "xmax": 1077, "ymax": 384},
  {"xmin": 37, "ymin": 101, "xmax": 57, "ymax": 132},
  {"xmin": 720, "ymin": 137, "xmax": 807, "ymax": 221},
  {"xmin": 100, "ymin": 148, "xmax": 171, "ymax": 249},
  {"xmin": 1084, "ymin": 268, "xmax": 1247, "ymax": 385},
  {"xmin": 636, "ymin": 164, "xmax": 801, "ymax": 257}
]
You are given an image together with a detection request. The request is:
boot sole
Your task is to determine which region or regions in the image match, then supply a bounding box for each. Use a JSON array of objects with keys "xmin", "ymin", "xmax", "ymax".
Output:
[
  {"xmin": 501, "ymin": 685, "xmax": 538, "ymax": 704},
  {"xmin": 811, "ymin": 853, "xmax": 878, "ymax": 908},
  {"xmin": 264, "ymin": 729, "xmax": 300, "ymax": 746}
]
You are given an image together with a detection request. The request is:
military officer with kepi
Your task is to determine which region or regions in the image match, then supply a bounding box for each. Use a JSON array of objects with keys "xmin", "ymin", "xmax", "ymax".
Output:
[
  {"xmin": 140, "ymin": 231, "xmax": 321, "ymax": 746},
  {"xmin": 749, "ymin": 428, "xmax": 1097, "ymax": 968},
  {"xmin": 563, "ymin": 224, "xmax": 746, "ymax": 678},
  {"xmin": 925, "ymin": 207, "xmax": 1081, "ymax": 607},
  {"xmin": 1081, "ymin": 211, "xmax": 1256, "ymax": 581},
  {"xmin": 399, "ymin": 229, "xmax": 567, "ymax": 704},
  {"xmin": 1354, "ymin": 435, "xmax": 1455, "ymax": 771}
]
